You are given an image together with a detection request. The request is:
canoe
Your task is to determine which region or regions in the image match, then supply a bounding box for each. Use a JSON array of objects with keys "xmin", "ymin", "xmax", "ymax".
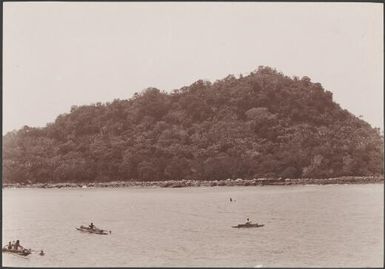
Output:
[
  {"xmin": 2, "ymin": 247, "xmax": 32, "ymax": 256},
  {"xmin": 232, "ymin": 223, "xmax": 264, "ymax": 228},
  {"xmin": 76, "ymin": 225, "xmax": 110, "ymax": 235}
]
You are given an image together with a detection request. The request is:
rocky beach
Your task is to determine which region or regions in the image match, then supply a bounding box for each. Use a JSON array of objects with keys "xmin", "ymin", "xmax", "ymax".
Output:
[{"xmin": 2, "ymin": 176, "xmax": 383, "ymax": 189}]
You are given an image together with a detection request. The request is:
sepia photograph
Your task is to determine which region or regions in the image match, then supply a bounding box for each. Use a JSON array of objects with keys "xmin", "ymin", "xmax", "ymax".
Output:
[{"xmin": 2, "ymin": 1, "xmax": 384, "ymax": 267}]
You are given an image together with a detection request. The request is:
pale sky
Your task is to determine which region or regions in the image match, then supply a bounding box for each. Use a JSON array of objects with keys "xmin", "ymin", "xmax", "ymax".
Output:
[{"xmin": 3, "ymin": 2, "xmax": 384, "ymax": 134}]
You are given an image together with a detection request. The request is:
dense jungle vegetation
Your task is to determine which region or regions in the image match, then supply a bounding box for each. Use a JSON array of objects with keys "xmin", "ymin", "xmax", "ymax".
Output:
[{"xmin": 3, "ymin": 66, "xmax": 383, "ymax": 184}]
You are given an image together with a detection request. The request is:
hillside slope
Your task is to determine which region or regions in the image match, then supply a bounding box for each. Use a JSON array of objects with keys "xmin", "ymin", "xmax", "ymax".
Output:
[{"xmin": 3, "ymin": 66, "xmax": 383, "ymax": 183}]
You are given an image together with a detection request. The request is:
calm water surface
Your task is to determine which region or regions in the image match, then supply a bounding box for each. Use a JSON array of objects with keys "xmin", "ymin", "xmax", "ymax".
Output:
[{"xmin": 2, "ymin": 184, "xmax": 383, "ymax": 267}]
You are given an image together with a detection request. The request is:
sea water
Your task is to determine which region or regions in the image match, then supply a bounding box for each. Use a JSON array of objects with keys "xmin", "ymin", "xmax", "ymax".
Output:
[{"xmin": 2, "ymin": 184, "xmax": 383, "ymax": 267}]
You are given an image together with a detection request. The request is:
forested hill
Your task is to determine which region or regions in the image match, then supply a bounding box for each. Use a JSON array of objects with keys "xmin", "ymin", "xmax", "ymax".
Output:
[{"xmin": 3, "ymin": 66, "xmax": 384, "ymax": 184}]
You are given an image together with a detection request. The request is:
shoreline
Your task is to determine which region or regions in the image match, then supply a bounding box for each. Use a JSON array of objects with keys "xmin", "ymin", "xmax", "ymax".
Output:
[{"xmin": 2, "ymin": 176, "xmax": 383, "ymax": 189}]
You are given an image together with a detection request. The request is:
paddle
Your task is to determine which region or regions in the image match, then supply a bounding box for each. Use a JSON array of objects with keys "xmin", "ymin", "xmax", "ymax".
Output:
[{"xmin": 30, "ymin": 249, "xmax": 45, "ymax": 255}]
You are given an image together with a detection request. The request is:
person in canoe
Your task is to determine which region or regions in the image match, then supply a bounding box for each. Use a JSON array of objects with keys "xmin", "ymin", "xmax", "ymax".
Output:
[
  {"xmin": 89, "ymin": 222, "xmax": 95, "ymax": 230},
  {"xmin": 7, "ymin": 241, "xmax": 12, "ymax": 250},
  {"xmin": 246, "ymin": 218, "xmax": 251, "ymax": 225},
  {"xmin": 39, "ymin": 250, "xmax": 45, "ymax": 256},
  {"xmin": 14, "ymin": 240, "xmax": 23, "ymax": 250}
]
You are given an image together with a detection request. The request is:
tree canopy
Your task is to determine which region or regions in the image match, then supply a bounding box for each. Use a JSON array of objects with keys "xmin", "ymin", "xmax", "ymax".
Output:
[{"xmin": 3, "ymin": 66, "xmax": 383, "ymax": 184}]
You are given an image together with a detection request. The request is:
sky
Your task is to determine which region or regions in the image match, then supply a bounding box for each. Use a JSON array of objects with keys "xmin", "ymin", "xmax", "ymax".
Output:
[{"xmin": 3, "ymin": 2, "xmax": 383, "ymax": 134}]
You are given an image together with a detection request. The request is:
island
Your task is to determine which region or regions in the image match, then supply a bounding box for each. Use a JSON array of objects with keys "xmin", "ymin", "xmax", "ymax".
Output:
[{"xmin": 3, "ymin": 66, "xmax": 383, "ymax": 187}]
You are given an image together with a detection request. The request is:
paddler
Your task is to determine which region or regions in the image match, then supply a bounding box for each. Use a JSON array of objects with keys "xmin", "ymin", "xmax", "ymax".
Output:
[
  {"xmin": 89, "ymin": 222, "xmax": 95, "ymax": 229},
  {"xmin": 14, "ymin": 240, "xmax": 21, "ymax": 250},
  {"xmin": 39, "ymin": 250, "xmax": 45, "ymax": 256},
  {"xmin": 246, "ymin": 218, "xmax": 251, "ymax": 224},
  {"xmin": 7, "ymin": 241, "xmax": 12, "ymax": 250}
]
